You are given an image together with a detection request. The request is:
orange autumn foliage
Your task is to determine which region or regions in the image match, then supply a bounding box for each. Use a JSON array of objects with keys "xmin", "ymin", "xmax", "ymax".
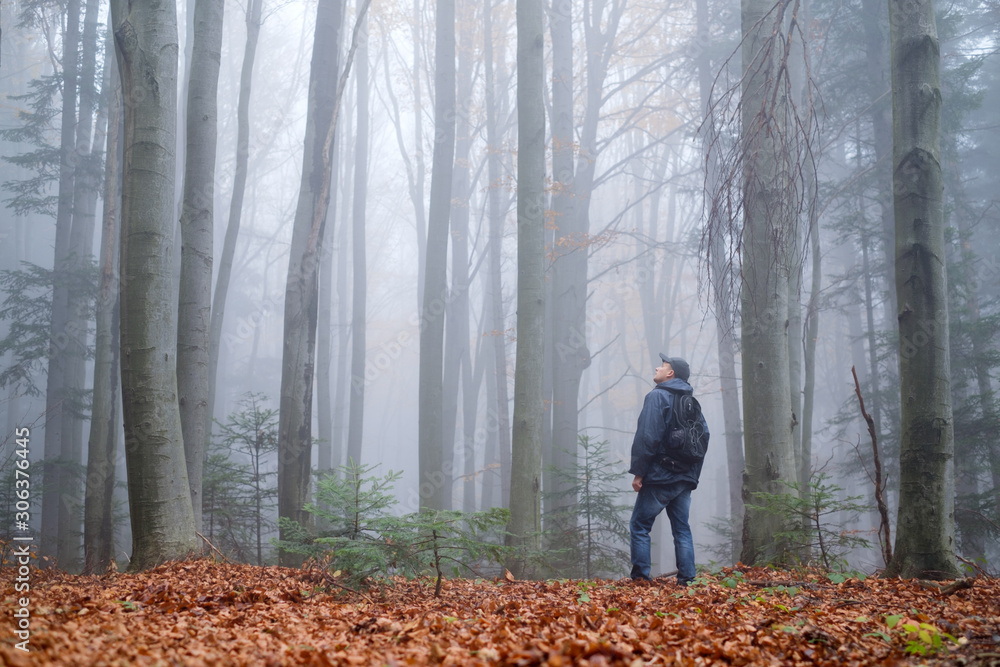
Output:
[{"xmin": 1, "ymin": 560, "xmax": 998, "ymax": 665}]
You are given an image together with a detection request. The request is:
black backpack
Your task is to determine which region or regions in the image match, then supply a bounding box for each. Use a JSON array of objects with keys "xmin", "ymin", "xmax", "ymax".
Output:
[{"xmin": 658, "ymin": 388, "xmax": 708, "ymax": 471}]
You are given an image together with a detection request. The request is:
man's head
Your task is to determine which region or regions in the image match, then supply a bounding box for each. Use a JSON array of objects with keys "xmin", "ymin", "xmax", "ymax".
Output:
[{"xmin": 657, "ymin": 353, "xmax": 691, "ymax": 382}]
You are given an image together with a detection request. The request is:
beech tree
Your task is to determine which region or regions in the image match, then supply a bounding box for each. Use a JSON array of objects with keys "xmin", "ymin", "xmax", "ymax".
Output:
[
  {"xmin": 59, "ymin": 0, "xmax": 105, "ymax": 571},
  {"xmin": 417, "ymin": 0, "xmax": 456, "ymax": 511},
  {"xmin": 206, "ymin": 0, "xmax": 263, "ymax": 452},
  {"xmin": 347, "ymin": 14, "xmax": 369, "ymax": 467},
  {"xmin": 111, "ymin": 0, "xmax": 199, "ymax": 570},
  {"xmin": 83, "ymin": 37, "xmax": 121, "ymax": 575},
  {"xmin": 177, "ymin": 0, "xmax": 225, "ymax": 532},
  {"xmin": 544, "ymin": 0, "xmax": 671, "ymax": 521},
  {"xmin": 547, "ymin": 0, "xmax": 632, "ymax": 520},
  {"xmin": 544, "ymin": 0, "xmax": 577, "ymax": 524},
  {"xmin": 505, "ymin": 0, "xmax": 545, "ymax": 578},
  {"xmin": 277, "ymin": 0, "xmax": 369, "ymax": 563},
  {"xmin": 0, "ymin": 0, "xmax": 112, "ymax": 567},
  {"xmin": 736, "ymin": 0, "xmax": 798, "ymax": 563},
  {"xmin": 442, "ymin": 0, "xmax": 477, "ymax": 512},
  {"xmin": 481, "ymin": 0, "xmax": 512, "ymax": 510},
  {"xmin": 277, "ymin": 0, "xmax": 345, "ymax": 561},
  {"xmin": 317, "ymin": 58, "xmax": 343, "ymax": 475},
  {"xmin": 703, "ymin": 0, "xmax": 817, "ymax": 565},
  {"xmin": 884, "ymin": 0, "xmax": 959, "ymax": 579},
  {"xmin": 697, "ymin": 0, "xmax": 744, "ymax": 564},
  {"xmin": 39, "ymin": 0, "xmax": 80, "ymax": 565}
]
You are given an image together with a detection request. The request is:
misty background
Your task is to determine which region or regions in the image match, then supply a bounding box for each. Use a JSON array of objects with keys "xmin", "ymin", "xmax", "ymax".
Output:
[{"xmin": 1, "ymin": 0, "xmax": 997, "ymax": 575}]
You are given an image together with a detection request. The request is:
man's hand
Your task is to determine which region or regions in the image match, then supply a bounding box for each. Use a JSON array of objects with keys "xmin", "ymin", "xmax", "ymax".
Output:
[{"xmin": 632, "ymin": 475, "xmax": 642, "ymax": 492}]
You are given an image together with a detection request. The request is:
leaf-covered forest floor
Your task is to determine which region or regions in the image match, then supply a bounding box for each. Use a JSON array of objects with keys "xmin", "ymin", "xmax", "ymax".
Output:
[{"xmin": 2, "ymin": 560, "xmax": 999, "ymax": 666}]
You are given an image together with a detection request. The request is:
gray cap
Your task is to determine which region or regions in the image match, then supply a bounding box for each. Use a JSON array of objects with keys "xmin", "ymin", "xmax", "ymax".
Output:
[{"xmin": 658, "ymin": 353, "xmax": 690, "ymax": 382}]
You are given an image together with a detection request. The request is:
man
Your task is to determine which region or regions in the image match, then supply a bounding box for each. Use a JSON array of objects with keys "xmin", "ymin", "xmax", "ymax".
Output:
[{"xmin": 628, "ymin": 353, "xmax": 709, "ymax": 584}]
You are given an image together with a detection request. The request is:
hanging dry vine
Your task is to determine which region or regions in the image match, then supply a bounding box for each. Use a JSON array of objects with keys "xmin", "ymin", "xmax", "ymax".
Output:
[{"xmin": 698, "ymin": 0, "xmax": 822, "ymax": 324}]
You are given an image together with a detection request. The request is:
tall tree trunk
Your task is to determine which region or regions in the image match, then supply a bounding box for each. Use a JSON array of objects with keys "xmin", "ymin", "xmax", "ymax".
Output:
[
  {"xmin": 206, "ymin": 0, "xmax": 262, "ymax": 449},
  {"xmin": 636, "ymin": 146, "xmax": 671, "ymax": 364},
  {"xmin": 418, "ymin": 0, "xmax": 456, "ymax": 511},
  {"xmin": 547, "ymin": 0, "xmax": 624, "ymax": 511},
  {"xmin": 738, "ymin": 0, "xmax": 797, "ymax": 566},
  {"xmin": 545, "ymin": 0, "xmax": 579, "ymax": 523},
  {"xmin": 83, "ymin": 40, "xmax": 122, "ymax": 575},
  {"xmin": 413, "ymin": 0, "xmax": 428, "ymax": 312},
  {"xmin": 347, "ymin": 16, "xmax": 368, "ymax": 467},
  {"xmin": 333, "ymin": 102, "xmax": 355, "ymax": 469},
  {"xmin": 950, "ymin": 175, "xmax": 1000, "ymax": 534},
  {"xmin": 698, "ymin": 0, "xmax": 744, "ymax": 564},
  {"xmin": 442, "ymin": 0, "xmax": 475, "ymax": 510},
  {"xmin": 41, "ymin": 0, "xmax": 80, "ymax": 564},
  {"xmin": 855, "ymin": 127, "xmax": 884, "ymax": 436},
  {"xmin": 861, "ymin": 236, "xmax": 882, "ymax": 427},
  {"xmin": 112, "ymin": 0, "xmax": 199, "ymax": 570},
  {"xmin": 462, "ymin": 327, "xmax": 485, "ymax": 512},
  {"xmin": 800, "ymin": 174, "xmax": 820, "ymax": 522},
  {"xmin": 861, "ymin": 0, "xmax": 898, "ymax": 330},
  {"xmin": 317, "ymin": 96, "xmax": 342, "ymax": 474},
  {"xmin": 884, "ymin": 0, "xmax": 959, "ymax": 580},
  {"xmin": 787, "ymin": 0, "xmax": 814, "ymax": 552},
  {"xmin": 787, "ymin": 237, "xmax": 803, "ymax": 471},
  {"xmin": 277, "ymin": 0, "xmax": 346, "ymax": 562},
  {"xmin": 177, "ymin": 0, "xmax": 196, "ymax": 214},
  {"xmin": 177, "ymin": 0, "xmax": 224, "ymax": 533},
  {"xmin": 505, "ymin": 0, "xmax": 545, "ymax": 579},
  {"xmin": 954, "ymin": 450, "xmax": 985, "ymax": 559},
  {"xmin": 785, "ymin": 0, "xmax": 808, "ymax": 485},
  {"xmin": 482, "ymin": 0, "xmax": 510, "ymax": 509},
  {"xmin": 57, "ymin": 0, "xmax": 104, "ymax": 571}
]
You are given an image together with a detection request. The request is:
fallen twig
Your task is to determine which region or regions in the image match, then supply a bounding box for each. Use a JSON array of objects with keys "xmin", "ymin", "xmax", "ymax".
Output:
[
  {"xmin": 957, "ymin": 555, "xmax": 994, "ymax": 579},
  {"xmin": 915, "ymin": 578, "xmax": 975, "ymax": 595},
  {"xmin": 745, "ymin": 579, "xmax": 822, "ymax": 588},
  {"xmin": 196, "ymin": 532, "xmax": 233, "ymax": 564},
  {"xmin": 831, "ymin": 599, "xmax": 864, "ymax": 608},
  {"xmin": 939, "ymin": 579, "xmax": 975, "ymax": 596}
]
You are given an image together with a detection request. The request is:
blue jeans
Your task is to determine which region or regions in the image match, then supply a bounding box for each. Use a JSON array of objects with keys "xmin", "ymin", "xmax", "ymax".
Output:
[{"xmin": 630, "ymin": 482, "xmax": 695, "ymax": 584}]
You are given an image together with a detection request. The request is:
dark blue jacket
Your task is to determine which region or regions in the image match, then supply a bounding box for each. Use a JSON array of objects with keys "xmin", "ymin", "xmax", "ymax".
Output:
[{"xmin": 628, "ymin": 378, "xmax": 709, "ymax": 489}]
